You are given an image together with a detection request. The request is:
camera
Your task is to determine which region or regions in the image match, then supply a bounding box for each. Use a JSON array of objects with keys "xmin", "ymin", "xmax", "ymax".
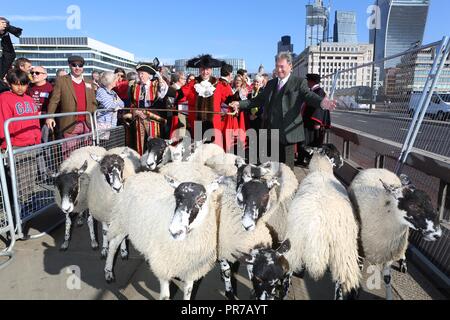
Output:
[{"xmin": 0, "ymin": 17, "xmax": 22, "ymax": 38}]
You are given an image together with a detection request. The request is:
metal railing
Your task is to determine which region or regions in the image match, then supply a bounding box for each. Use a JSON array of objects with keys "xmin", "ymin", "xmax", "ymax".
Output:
[
  {"xmin": 3, "ymin": 112, "xmax": 96, "ymax": 239},
  {"xmin": 326, "ymin": 37, "xmax": 450, "ymax": 280},
  {"xmin": 0, "ymin": 153, "xmax": 15, "ymax": 269}
]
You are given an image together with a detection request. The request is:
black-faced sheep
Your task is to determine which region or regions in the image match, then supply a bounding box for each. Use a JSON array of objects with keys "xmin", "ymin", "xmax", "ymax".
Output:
[
  {"xmin": 349, "ymin": 169, "xmax": 442, "ymax": 300},
  {"xmin": 105, "ymin": 166, "xmax": 223, "ymax": 300},
  {"xmin": 53, "ymin": 146, "xmax": 106, "ymax": 251},
  {"xmin": 88, "ymin": 147, "xmax": 141, "ymax": 259}
]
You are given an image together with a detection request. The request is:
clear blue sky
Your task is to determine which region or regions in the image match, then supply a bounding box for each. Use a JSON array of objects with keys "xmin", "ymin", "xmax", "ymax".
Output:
[{"xmin": 4, "ymin": 0, "xmax": 449, "ymax": 72}]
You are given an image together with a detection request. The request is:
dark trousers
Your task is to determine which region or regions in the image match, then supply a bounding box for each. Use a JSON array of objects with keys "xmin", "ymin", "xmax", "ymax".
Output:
[{"xmin": 264, "ymin": 138, "xmax": 296, "ymax": 170}]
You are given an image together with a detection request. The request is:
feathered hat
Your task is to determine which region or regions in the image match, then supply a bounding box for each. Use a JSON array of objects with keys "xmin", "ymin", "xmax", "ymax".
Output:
[
  {"xmin": 136, "ymin": 58, "xmax": 161, "ymax": 75},
  {"xmin": 186, "ymin": 54, "xmax": 225, "ymax": 69}
]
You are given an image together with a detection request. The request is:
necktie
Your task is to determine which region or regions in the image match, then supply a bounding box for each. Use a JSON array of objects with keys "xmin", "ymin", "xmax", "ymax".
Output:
[
  {"xmin": 277, "ymin": 80, "xmax": 283, "ymax": 92},
  {"xmin": 139, "ymin": 84, "xmax": 146, "ymax": 108}
]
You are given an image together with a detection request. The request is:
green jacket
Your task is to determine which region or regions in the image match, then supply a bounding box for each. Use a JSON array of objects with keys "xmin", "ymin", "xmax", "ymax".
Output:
[{"xmin": 239, "ymin": 75, "xmax": 323, "ymax": 144}]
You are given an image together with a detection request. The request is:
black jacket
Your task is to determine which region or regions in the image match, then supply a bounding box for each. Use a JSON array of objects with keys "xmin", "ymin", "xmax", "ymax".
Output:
[
  {"xmin": 239, "ymin": 75, "xmax": 324, "ymax": 144},
  {"xmin": 0, "ymin": 34, "xmax": 16, "ymax": 94},
  {"xmin": 303, "ymin": 86, "xmax": 331, "ymax": 129}
]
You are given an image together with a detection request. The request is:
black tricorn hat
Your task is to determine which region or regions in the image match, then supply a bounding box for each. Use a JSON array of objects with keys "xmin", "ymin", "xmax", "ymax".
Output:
[
  {"xmin": 306, "ymin": 73, "xmax": 321, "ymax": 84},
  {"xmin": 136, "ymin": 58, "xmax": 160, "ymax": 75},
  {"xmin": 186, "ymin": 54, "xmax": 224, "ymax": 69}
]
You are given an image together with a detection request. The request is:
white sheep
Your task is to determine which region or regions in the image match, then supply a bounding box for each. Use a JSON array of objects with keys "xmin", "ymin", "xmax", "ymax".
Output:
[
  {"xmin": 105, "ymin": 165, "xmax": 223, "ymax": 300},
  {"xmin": 187, "ymin": 142, "xmax": 225, "ymax": 166},
  {"xmin": 87, "ymin": 147, "xmax": 141, "ymax": 259},
  {"xmin": 53, "ymin": 146, "xmax": 106, "ymax": 251},
  {"xmin": 348, "ymin": 168, "xmax": 442, "ymax": 300},
  {"xmin": 284, "ymin": 145, "xmax": 361, "ymax": 300}
]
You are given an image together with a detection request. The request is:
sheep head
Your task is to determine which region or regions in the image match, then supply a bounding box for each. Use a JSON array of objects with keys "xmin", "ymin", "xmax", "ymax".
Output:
[
  {"xmin": 166, "ymin": 176, "xmax": 222, "ymax": 241},
  {"xmin": 233, "ymin": 240, "xmax": 291, "ymax": 300},
  {"xmin": 54, "ymin": 161, "xmax": 88, "ymax": 214},
  {"xmin": 380, "ymin": 176, "xmax": 442, "ymax": 242}
]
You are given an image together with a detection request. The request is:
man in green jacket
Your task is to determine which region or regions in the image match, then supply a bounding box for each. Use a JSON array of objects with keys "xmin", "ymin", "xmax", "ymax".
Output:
[{"xmin": 230, "ymin": 52, "xmax": 336, "ymax": 169}]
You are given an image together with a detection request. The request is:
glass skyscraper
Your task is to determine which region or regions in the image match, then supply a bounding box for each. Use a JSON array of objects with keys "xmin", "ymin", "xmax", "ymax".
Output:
[
  {"xmin": 333, "ymin": 11, "xmax": 357, "ymax": 43},
  {"xmin": 305, "ymin": 0, "xmax": 330, "ymax": 47},
  {"xmin": 370, "ymin": 0, "xmax": 430, "ymax": 69}
]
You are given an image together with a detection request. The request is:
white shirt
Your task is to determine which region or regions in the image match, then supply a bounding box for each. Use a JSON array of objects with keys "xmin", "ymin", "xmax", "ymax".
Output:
[
  {"xmin": 278, "ymin": 73, "xmax": 291, "ymax": 90},
  {"xmin": 71, "ymin": 74, "xmax": 84, "ymax": 84}
]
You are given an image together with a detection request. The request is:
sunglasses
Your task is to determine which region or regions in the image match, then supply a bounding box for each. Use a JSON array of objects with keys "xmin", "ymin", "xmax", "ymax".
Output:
[
  {"xmin": 31, "ymin": 71, "xmax": 46, "ymax": 76},
  {"xmin": 70, "ymin": 63, "xmax": 84, "ymax": 68}
]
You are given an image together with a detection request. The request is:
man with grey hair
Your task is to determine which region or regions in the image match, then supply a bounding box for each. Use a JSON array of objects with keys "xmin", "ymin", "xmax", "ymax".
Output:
[{"xmin": 231, "ymin": 51, "xmax": 336, "ymax": 169}]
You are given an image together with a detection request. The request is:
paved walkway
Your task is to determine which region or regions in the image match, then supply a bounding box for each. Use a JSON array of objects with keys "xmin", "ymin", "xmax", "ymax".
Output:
[{"xmin": 0, "ymin": 167, "xmax": 446, "ymax": 300}]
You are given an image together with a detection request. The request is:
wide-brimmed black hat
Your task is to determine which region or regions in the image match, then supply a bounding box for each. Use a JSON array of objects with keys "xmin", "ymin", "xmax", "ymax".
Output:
[
  {"xmin": 306, "ymin": 73, "xmax": 321, "ymax": 84},
  {"xmin": 186, "ymin": 54, "xmax": 224, "ymax": 69},
  {"xmin": 68, "ymin": 56, "xmax": 85, "ymax": 65}
]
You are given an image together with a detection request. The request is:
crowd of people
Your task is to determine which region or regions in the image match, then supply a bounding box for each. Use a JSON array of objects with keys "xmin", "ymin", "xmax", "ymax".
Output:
[{"xmin": 0, "ymin": 17, "xmax": 336, "ymax": 171}]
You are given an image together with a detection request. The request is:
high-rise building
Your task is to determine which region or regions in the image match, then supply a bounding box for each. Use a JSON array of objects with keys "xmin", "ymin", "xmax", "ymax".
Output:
[
  {"xmin": 278, "ymin": 36, "xmax": 294, "ymax": 53},
  {"xmin": 13, "ymin": 37, "xmax": 136, "ymax": 78},
  {"xmin": 333, "ymin": 11, "xmax": 357, "ymax": 43},
  {"xmin": 293, "ymin": 43, "xmax": 374, "ymax": 94},
  {"xmin": 305, "ymin": 0, "xmax": 330, "ymax": 48},
  {"xmin": 174, "ymin": 58, "xmax": 246, "ymax": 77},
  {"xmin": 369, "ymin": 0, "xmax": 430, "ymax": 69}
]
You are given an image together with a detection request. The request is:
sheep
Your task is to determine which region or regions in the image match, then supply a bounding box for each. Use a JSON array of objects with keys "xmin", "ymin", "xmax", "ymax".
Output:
[
  {"xmin": 237, "ymin": 160, "xmax": 299, "ymax": 243},
  {"xmin": 87, "ymin": 147, "xmax": 141, "ymax": 259},
  {"xmin": 53, "ymin": 146, "xmax": 107, "ymax": 251},
  {"xmin": 348, "ymin": 168, "xmax": 442, "ymax": 300},
  {"xmin": 234, "ymin": 240, "xmax": 292, "ymax": 300},
  {"xmin": 187, "ymin": 141, "xmax": 226, "ymax": 166},
  {"xmin": 281, "ymin": 144, "xmax": 360, "ymax": 300},
  {"xmin": 216, "ymin": 174, "xmax": 277, "ymax": 300},
  {"xmin": 140, "ymin": 137, "xmax": 188, "ymax": 172},
  {"xmin": 105, "ymin": 166, "xmax": 223, "ymax": 300},
  {"xmin": 204, "ymin": 153, "xmax": 239, "ymax": 177}
]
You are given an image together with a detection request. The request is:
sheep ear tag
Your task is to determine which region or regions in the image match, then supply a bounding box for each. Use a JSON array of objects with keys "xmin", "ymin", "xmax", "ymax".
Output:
[
  {"xmin": 77, "ymin": 161, "xmax": 89, "ymax": 174},
  {"xmin": 266, "ymin": 177, "xmax": 280, "ymax": 190},
  {"xmin": 206, "ymin": 181, "xmax": 220, "ymax": 195},
  {"xmin": 235, "ymin": 157, "xmax": 247, "ymax": 169},
  {"xmin": 90, "ymin": 154, "xmax": 102, "ymax": 163},
  {"xmin": 380, "ymin": 179, "xmax": 403, "ymax": 200},
  {"xmin": 399, "ymin": 174, "xmax": 415, "ymax": 190},
  {"xmin": 276, "ymin": 239, "xmax": 291, "ymax": 255},
  {"xmin": 165, "ymin": 176, "xmax": 181, "ymax": 189}
]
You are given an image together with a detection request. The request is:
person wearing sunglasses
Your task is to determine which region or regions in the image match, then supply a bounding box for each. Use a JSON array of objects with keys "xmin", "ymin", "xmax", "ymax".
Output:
[
  {"xmin": 46, "ymin": 56, "xmax": 97, "ymax": 156},
  {"xmin": 28, "ymin": 66, "xmax": 52, "ymax": 114}
]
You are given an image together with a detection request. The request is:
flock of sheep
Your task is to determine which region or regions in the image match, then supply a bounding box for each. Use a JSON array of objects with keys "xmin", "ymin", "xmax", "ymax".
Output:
[{"xmin": 51, "ymin": 139, "xmax": 442, "ymax": 300}]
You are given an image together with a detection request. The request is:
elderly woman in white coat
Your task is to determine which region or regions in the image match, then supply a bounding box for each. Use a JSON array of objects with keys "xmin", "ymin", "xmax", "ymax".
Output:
[{"xmin": 96, "ymin": 71, "xmax": 125, "ymax": 139}]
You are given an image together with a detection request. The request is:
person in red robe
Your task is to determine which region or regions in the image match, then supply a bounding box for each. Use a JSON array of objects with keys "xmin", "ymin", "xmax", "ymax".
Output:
[{"xmin": 183, "ymin": 54, "xmax": 225, "ymax": 145}]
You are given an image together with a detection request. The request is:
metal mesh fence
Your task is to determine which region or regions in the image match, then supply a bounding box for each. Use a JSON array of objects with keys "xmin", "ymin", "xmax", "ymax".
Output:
[
  {"xmin": 97, "ymin": 126, "xmax": 126, "ymax": 150},
  {"xmin": 328, "ymin": 42, "xmax": 448, "ymax": 149},
  {"xmin": 12, "ymin": 134, "xmax": 95, "ymax": 224},
  {"xmin": 0, "ymin": 178, "xmax": 7, "ymax": 232}
]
